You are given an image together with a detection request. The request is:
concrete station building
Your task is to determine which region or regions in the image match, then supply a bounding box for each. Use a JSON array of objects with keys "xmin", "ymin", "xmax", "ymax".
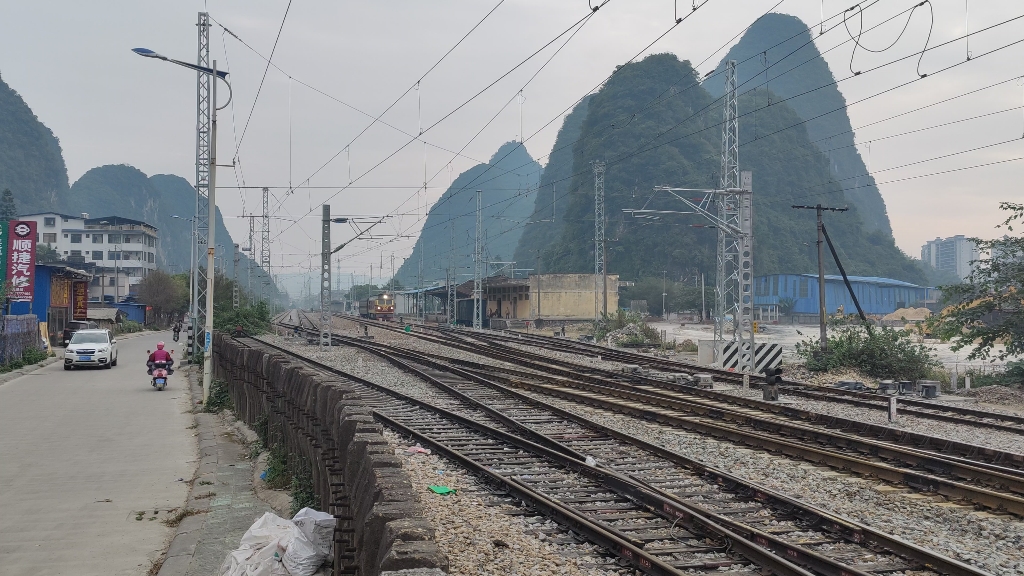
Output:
[{"xmin": 417, "ymin": 273, "xmax": 619, "ymax": 328}]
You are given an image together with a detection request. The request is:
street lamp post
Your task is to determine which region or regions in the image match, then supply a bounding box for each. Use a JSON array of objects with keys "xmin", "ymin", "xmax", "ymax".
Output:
[{"xmin": 134, "ymin": 47, "xmax": 230, "ymax": 404}]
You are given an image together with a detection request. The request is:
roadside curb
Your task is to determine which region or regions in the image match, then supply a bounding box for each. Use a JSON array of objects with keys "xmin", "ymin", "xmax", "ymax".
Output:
[{"xmin": 0, "ymin": 356, "xmax": 61, "ymax": 388}]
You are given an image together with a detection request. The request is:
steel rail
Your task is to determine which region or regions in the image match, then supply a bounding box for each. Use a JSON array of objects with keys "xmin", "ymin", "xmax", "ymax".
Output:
[
  {"xmin": 249, "ymin": 332, "xmax": 817, "ymax": 576},
  {"xmin": 283, "ymin": 316, "xmax": 994, "ymax": 576},
  {"xmin": 324, "ymin": 331, "xmax": 989, "ymax": 576}
]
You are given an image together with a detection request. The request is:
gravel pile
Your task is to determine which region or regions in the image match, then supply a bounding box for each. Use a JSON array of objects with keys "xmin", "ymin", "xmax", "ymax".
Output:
[
  {"xmin": 382, "ymin": 428, "xmax": 627, "ymax": 576},
  {"xmin": 958, "ymin": 385, "xmax": 1024, "ymax": 408},
  {"xmin": 511, "ymin": 387, "xmax": 1024, "ymax": 575},
  {"xmin": 781, "ymin": 364, "xmax": 874, "ymax": 387},
  {"xmin": 719, "ymin": 387, "xmax": 1024, "ymax": 455}
]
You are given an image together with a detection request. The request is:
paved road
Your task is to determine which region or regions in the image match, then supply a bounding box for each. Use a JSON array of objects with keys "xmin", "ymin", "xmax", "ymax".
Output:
[{"xmin": 0, "ymin": 331, "xmax": 196, "ymax": 576}]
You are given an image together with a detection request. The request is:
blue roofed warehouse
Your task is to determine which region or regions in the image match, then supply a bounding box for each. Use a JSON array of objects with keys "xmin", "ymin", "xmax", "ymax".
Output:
[{"xmin": 753, "ymin": 274, "xmax": 938, "ymax": 319}]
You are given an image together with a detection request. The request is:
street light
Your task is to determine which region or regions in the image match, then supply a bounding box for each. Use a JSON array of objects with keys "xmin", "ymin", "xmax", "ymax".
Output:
[{"xmin": 135, "ymin": 46, "xmax": 231, "ymax": 404}]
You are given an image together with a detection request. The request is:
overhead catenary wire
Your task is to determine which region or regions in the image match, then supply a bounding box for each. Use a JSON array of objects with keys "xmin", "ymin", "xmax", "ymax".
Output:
[{"xmin": 233, "ymin": 0, "xmax": 293, "ymax": 156}]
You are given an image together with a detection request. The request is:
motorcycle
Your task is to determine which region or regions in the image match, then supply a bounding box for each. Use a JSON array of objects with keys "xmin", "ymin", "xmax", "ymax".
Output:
[
  {"xmin": 172, "ymin": 330, "xmax": 180, "ymax": 342},
  {"xmin": 147, "ymin": 351, "xmax": 174, "ymax": 391}
]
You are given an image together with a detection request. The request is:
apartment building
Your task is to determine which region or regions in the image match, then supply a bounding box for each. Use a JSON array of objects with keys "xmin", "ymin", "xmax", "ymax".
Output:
[
  {"xmin": 921, "ymin": 235, "xmax": 979, "ymax": 281},
  {"xmin": 20, "ymin": 212, "xmax": 159, "ymax": 301}
]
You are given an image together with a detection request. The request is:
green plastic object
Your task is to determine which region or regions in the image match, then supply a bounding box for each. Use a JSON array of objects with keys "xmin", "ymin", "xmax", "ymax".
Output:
[
  {"xmin": 405, "ymin": 325, "xmax": 412, "ymax": 333},
  {"xmin": 428, "ymin": 485, "xmax": 456, "ymax": 495}
]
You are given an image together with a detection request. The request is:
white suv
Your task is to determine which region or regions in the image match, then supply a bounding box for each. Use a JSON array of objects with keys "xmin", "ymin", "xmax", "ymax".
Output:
[{"xmin": 64, "ymin": 329, "xmax": 118, "ymax": 370}]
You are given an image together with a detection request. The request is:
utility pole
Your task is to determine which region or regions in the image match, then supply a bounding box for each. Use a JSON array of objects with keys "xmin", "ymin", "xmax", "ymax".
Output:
[
  {"xmin": 232, "ymin": 243, "xmax": 240, "ymax": 309},
  {"xmin": 662, "ymin": 270, "xmax": 667, "ymax": 318},
  {"xmin": 320, "ymin": 205, "xmax": 331, "ymax": 348},
  {"xmin": 473, "ymin": 189, "xmax": 483, "ymax": 330},
  {"xmin": 792, "ymin": 204, "xmax": 848, "ymax": 351},
  {"xmin": 192, "ymin": 12, "xmax": 212, "ymax": 361},
  {"xmin": 201, "ymin": 57, "xmax": 220, "ymax": 404},
  {"xmin": 593, "ymin": 161, "xmax": 606, "ymax": 318},
  {"xmin": 260, "ymin": 187, "xmax": 271, "ymax": 301}
]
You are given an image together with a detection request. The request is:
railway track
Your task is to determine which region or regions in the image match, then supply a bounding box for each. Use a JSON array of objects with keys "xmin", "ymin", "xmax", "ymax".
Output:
[
  {"xmin": 253, "ymin": 324, "xmax": 992, "ymax": 576},
  {"xmin": 460, "ymin": 327, "xmax": 1024, "ymax": 435},
  {"xmin": 300, "ymin": 314, "xmax": 1024, "ymax": 516}
]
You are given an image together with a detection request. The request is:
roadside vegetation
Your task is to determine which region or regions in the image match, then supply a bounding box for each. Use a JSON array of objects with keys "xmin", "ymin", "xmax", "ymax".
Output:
[{"xmin": 795, "ymin": 323, "xmax": 940, "ymax": 382}]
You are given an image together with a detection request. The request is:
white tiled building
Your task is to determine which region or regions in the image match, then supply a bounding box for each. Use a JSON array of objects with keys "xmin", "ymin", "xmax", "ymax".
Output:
[{"xmin": 21, "ymin": 212, "xmax": 159, "ymax": 301}]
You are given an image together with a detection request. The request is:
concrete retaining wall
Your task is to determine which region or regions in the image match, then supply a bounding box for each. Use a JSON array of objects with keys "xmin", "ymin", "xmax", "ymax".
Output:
[{"xmin": 212, "ymin": 333, "xmax": 448, "ymax": 576}]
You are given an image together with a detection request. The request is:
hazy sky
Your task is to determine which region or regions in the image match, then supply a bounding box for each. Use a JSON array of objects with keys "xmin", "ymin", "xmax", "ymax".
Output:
[{"xmin": 2, "ymin": 1, "xmax": 1022, "ymax": 285}]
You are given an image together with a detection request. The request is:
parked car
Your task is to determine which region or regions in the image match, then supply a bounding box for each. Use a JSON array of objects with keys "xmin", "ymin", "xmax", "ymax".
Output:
[
  {"xmin": 61, "ymin": 321, "xmax": 98, "ymax": 346},
  {"xmin": 63, "ymin": 329, "xmax": 118, "ymax": 370}
]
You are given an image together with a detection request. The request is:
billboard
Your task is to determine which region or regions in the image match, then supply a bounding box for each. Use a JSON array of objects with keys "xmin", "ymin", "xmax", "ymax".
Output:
[
  {"xmin": 7, "ymin": 220, "xmax": 36, "ymax": 302},
  {"xmin": 51, "ymin": 276, "xmax": 71, "ymax": 307},
  {"xmin": 73, "ymin": 281, "xmax": 89, "ymax": 320},
  {"xmin": 0, "ymin": 221, "xmax": 7, "ymax": 285}
]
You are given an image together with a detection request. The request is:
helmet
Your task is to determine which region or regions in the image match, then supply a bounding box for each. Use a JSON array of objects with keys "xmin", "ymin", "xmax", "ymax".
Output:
[{"xmin": 157, "ymin": 342, "xmax": 165, "ymax": 350}]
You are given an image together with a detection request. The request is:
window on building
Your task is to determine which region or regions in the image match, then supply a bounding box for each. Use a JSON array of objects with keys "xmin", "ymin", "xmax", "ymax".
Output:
[
  {"xmin": 44, "ymin": 217, "xmax": 56, "ymax": 227},
  {"xmin": 107, "ymin": 251, "xmax": 121, "ymax": 261},
  {"xmin": 91, "ymin": 276, "xmax": 100, "ymax": 287},
  {"xmin": 92, "ymin": 234, "xmax": 103, "ymax": 244},
  {"xmin": 92, "ymin": 251, "xmax": 103, "ymax": 261},
  {"xmin": 148, "ymin": 253, "xmax": 155, "ymax": 263},
  {"xmin": 771, "ymin": 276, "xmax": 778, "ymax": 296},
  {"xmin": 42, "ymin": 233, "xmax": 57, "ymax": 244},
  {"xmin": 70, "ymin": 233, "xmax": 82, "ymax": 243},
  {"xmin": 799, "ymin": 278, "xmax": 809, "ymax": 298},
  {"xmin": 108, "ymin": 234, "xmax": 122, "ymax": 244},
  {"xmin": 70, "ymin": 250, "xmax": 82, "ymax": 257},
  {"xmin": 109, "ymin": 277, "xmax": 116, "ymax": 286}
]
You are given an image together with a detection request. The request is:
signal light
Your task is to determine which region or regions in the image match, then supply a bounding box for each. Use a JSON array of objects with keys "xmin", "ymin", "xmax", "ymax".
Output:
[{"xmin": 764, "ymin": 367, "xmax": 783, "ymax": 386}]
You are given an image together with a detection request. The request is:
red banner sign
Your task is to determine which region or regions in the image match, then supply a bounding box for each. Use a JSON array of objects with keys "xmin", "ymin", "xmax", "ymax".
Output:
[
  {"xmin": 7, "ymin": 221, "xmax": 36, "ymax": 302},
  {"xmin": 72, "ymin": 281, "xmax": 89, "ymax": 321}
]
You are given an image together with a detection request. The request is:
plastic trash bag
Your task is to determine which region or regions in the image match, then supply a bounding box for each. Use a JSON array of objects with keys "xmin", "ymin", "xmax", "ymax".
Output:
[
  {"xmin": 282, "ymin": 530, "xmax": 323, "ymax": 576},
  {"xmin": 291, "ymin": 508, "xmax": 336, "ymax": 558},
  {"xmin": 221, "ymin": 512, "xmax": 324, "ymax": 576}
]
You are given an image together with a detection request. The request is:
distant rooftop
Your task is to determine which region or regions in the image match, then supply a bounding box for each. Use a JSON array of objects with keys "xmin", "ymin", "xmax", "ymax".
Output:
[{"xmin": 86, "ymin": 216, "xmax": 158, "ymax": 231}]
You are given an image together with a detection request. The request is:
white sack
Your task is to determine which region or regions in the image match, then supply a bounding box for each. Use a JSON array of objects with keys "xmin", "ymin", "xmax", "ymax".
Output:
[{"xmin": 291, "ymin": 508, "xmax": 336, "ymax": 558}]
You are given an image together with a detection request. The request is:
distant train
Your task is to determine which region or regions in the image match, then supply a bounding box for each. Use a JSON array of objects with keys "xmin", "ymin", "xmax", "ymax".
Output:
[{"xmin": 358, "ymin": 293, "xmax": 395, "ymax": 321}]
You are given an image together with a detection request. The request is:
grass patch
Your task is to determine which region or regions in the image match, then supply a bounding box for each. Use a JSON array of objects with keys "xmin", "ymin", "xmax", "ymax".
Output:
[
  {"xmin": 264, "ymin": 444, "xmax": 291, "ymax": 490},
  {"xmin": 162, "ymin": 508, "xmax": 201, "ymax": 527},
  {"xmin": 193, "ymin": 492, "xmax": 216, "ymax": 500},
  {"xmin": 203, "ymin": 380, "xmax": 232, "ymax": 413},
  {"xmin": 795, "ymin": 324, "xmax": 940, "ymax": 381},
  {"xmin": 198, "ymin": 480, "xmax": 214, "ymax": 486}
]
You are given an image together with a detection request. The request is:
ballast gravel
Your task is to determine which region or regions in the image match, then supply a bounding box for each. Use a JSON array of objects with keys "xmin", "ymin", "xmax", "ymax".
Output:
[
  {"xmin": 513, "ymin": 388, "xmax": 1024, "ymax": 576},
  {"xmin": 267, "ymin": 325, "xmax": 1024, "ymax": 575},
  {"xmin": 381, "ymin": 428, "xmax": 628, "ymax": 576}
]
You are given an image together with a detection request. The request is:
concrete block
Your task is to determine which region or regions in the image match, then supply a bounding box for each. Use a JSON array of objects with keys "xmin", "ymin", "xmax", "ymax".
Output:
[{"xmin": 377, "ymin": 541, "xmax": 448, "ymax": 575}]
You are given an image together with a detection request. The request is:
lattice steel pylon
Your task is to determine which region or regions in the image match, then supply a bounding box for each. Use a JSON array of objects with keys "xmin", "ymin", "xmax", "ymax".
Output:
[
  {"xmin": 260, "ymin": 187, "xmax": 271, "ymax": 298},
  {"xmin": 593, "ymin": 161, "xmax": 606, "ymax": 319},
  {"xmin": 247, "ymin": 215, "xmax": 255, "ymax": 303},
  {"xmin": 232, "ymin": 243, "xmax": 240, "ymax": 309},
  {"xmin": 192, "ymin": 11, "xmax": 212, "ymax": 348},
  {"xmin": 320, "ymin": 205, "xmax": 332, "ymax": 348},
  {"xmin": 714, "ymin": 60, "xmax": 754, "ymax": 373},
  {"xmin": 472, "ymin": 189, "xmax": 483, "ymax": 330}
]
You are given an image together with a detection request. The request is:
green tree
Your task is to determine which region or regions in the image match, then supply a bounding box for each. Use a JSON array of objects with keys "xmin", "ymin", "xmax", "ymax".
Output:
[
  {"xmin": 934, "ymin": 202, "xmax": 1024, "ymax": 361},
  {"xmin": 0, "ymin": 189, "xmax": 16, "ymax": 221},
  {"xmin": 137, "ymin": 270, "xmax": 188, "ymax": 319},
  {"xmin": 36, "ymin": 244, "xmax": 62, "ymax": 264}
]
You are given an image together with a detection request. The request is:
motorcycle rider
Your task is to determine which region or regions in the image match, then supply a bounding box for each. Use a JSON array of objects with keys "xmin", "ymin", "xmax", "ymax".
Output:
[
  {"xmin": 172, "ymin": 320, "xmax": 182, "ymax": 342},
  {"xmin": 147, "ymin": 342, "xmax": 175, "ymax": 376}
]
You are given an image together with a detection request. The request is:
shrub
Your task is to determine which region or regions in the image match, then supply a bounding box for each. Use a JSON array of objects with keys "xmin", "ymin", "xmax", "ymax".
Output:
[
  {"xmin": 213, "ymin": 301, "xmax": 271, "ymax": 335},
  {"xmin": 120, "ymin": 320, "xmax": 144, "ymax": 334},
  {"xmin": 795, "ymin": 325, "xmax": 940, "ymax": 381},
  {"xmin": 289, "ymin": 460, "xmax": 318, "ymax": 516}
]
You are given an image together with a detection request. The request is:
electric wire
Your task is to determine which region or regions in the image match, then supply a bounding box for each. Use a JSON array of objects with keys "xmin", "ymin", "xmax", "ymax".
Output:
[{"xmin": 233, "ymin": 0, "xmax": 293, "ymax": 156}]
